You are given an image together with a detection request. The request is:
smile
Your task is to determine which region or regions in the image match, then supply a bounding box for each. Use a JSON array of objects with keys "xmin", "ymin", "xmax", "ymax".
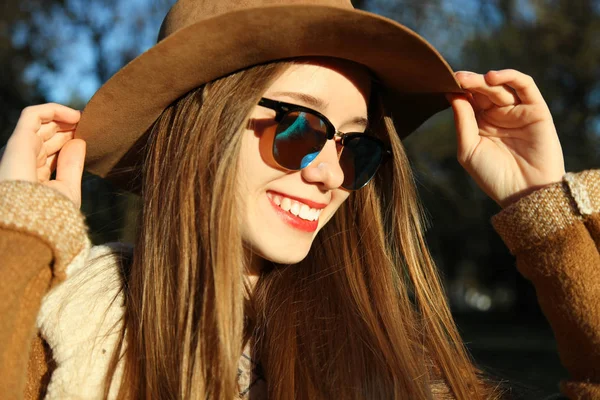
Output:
[{"xmin": 266, "ymin": 191, "xmax": 323, "ymax": 221}]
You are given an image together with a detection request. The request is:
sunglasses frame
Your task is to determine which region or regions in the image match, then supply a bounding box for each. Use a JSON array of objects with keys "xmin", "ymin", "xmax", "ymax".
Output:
[{"xmin": 257, "ymin": 97, "xmax": 393, "ymax": 190}]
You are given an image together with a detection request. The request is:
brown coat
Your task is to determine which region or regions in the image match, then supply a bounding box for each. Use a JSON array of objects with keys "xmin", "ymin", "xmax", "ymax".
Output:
[{"xmin": 1, "ymin": 170, "xmax": 600, "ymax": 399}]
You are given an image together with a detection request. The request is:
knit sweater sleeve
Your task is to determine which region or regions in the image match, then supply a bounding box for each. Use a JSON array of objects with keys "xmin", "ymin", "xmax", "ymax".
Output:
[
  {"xmin": 491, "ymin": 169, "xmax": 600, "ymax": 399},
  {"xmin": 0, "ymin": 180, "xmax": 90, "ymax": 399}
]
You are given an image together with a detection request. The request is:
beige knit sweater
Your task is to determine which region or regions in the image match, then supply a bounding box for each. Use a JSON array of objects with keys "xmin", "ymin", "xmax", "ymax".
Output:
[{"xmin": 1, "ymin": 170, "xmax": 600, "ymax": 399}]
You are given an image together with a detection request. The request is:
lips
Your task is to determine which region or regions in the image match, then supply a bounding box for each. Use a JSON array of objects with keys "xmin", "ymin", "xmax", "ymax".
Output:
[{"xmin": 266, "ymin": 191, "xmax": 326, "ymax": 232}]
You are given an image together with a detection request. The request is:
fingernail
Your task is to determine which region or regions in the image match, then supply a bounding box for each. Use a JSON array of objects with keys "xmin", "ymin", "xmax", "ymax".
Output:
[{"xmin": 455, "ymin": 71, "xmax": 476, "ymax": 75}]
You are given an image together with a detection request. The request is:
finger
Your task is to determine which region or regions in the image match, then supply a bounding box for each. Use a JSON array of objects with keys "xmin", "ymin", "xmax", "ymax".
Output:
[
  {"xmin": 446, "ymin": 94, "xmax": 480, "ymax": 163},
  {"xmin": 54, "ymin": 139, "xmax": 86, "ymax": 200},
  {"xmin": 37, "ymin": 163, "xmax": 52, "ymax": 182},
  {"xmin": 44, "ymin": 153, "xmax": 58, "ymax": 173},
  {"xmin": 36, "ymin": 145, "xmax": 48, "ymax": 168},
  {"xmin": 36, "ymin": 121, "xmax": 78, "ymax": 141},
  {"xmin": 42, "ymin": 130, "xmax": 75, "ymax": 157},
  {"xmin": 38, "ymin": 149, "xmax": 59, "ymax": 182},
  {"xmin": 14, "ymin": 104, "xmax": 81, "ymax": 139},
  {"xmin": 456, "ymin": 72, "xmax": 519, "ymax": 107},
  {"xmin": 471, "ymin": 92, "xmax": 495, "ymax": 111},
  {"xmin": 0, "ymin": 134, "xmax": 42, "ymax": 182},
  {"xmin": 484, "ymin": 70, "xmax": 545, "ymax": 104}
]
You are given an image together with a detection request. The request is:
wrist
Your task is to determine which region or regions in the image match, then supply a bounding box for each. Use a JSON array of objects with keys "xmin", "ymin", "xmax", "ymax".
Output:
[{"xmin": 499, "ymin": 181, "xmax": 562, "ymax": 208}]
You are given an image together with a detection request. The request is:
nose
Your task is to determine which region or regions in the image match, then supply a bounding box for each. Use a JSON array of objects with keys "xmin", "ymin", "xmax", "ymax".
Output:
[{"xmin": 300, "ymin": 140, "xmax": 345, "ymax": 190}]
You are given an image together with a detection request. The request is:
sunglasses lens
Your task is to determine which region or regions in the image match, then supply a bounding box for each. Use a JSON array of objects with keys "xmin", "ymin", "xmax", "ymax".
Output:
[
  {"xmin": 339, "ymin": 136, "xmax": 384, "ymax": 190},
  {"xmin": 273, "ymin": 111, "xmax": 328, "ymax": 170}
]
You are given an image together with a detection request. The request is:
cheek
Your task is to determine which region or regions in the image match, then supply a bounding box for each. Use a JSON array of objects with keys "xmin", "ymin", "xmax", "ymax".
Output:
[
  {"xmin": 239, "ymin": 128, "xmax": 263, "ymax": 178},
  {"xmin": 238, "ymin": 128, "xmax": 278, "ymax": 190},
  {"xmin": 320, "ymin": 190, "xmax": 350, "ymax": 226}
]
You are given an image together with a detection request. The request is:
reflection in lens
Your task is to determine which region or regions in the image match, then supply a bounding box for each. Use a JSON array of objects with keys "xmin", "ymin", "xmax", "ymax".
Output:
[
  {"xmin": 340, "ymin": 136, "xmax": 383, "ymax": 190},
  {"xmin": 300, "ymin": 152, "xmax": 319, "ymax": 168},
  {"xmin": 273, "ymin": 111, "xmax": 327, "ymax": 170}
]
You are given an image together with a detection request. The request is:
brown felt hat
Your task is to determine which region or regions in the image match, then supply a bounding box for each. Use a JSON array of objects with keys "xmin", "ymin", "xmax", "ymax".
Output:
[{"xmin": 75, "ymin": 0, "xmax": 462, "ymax": 192}]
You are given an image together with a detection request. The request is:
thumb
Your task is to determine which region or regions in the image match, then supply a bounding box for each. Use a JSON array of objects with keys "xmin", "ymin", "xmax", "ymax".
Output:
[
  {"xmin": 446, "ymin": 94, "xmax": 480, "ymax": 164},
  {"xmin": 54, "ymin": 139, "xmax": 86, "ymax": 206}
]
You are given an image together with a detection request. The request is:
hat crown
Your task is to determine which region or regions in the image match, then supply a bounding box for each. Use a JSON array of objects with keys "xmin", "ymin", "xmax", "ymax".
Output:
[{"xmin": 158, "ymin": 0, "xmax": 354, "ymax": 40}]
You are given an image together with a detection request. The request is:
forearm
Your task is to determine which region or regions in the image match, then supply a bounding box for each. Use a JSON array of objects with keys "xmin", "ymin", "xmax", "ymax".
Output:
[{"xmin": 492, "ymin": 170, "xmax": 600, "ymax": 397}]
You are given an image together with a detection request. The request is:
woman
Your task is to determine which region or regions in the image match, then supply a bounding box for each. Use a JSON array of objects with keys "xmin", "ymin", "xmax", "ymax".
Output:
[{"xmin": 1, "ymin": 1, "xmax": 599, "ymax": 399}]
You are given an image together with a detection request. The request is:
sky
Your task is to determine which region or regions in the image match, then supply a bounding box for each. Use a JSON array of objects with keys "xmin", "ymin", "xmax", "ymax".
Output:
[{"xmin": 16, "ymin": 0, "xmax": 171, "ymax": 104}]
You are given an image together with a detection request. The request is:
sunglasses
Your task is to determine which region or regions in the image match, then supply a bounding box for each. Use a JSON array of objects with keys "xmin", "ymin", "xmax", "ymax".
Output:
[{"xmin": 257, "ymin": 97, "xmax": 392, "ymax": 191}]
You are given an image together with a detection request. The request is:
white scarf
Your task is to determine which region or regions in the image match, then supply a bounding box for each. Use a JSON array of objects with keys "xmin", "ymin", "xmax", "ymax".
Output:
[{"xmin": 38, "ymin": 242, "xmax": 126, "ymax": 399}]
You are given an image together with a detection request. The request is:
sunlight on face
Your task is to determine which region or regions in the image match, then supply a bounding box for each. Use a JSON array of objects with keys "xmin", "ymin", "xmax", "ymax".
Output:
[{"xmin": 238, "ymin": 58, "xmax": 371, "ymax": 267}]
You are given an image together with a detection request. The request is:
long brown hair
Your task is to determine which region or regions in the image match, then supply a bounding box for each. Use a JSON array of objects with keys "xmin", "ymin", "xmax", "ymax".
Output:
[{"xmin": 104, "ymin": 59, "xmax": 500, "ymax": 399}]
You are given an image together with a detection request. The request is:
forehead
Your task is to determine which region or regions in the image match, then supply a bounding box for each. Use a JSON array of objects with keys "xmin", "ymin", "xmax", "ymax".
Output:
[{"xmin": 267, "ymin": 58, "xmax": 372, "ymax": 109}]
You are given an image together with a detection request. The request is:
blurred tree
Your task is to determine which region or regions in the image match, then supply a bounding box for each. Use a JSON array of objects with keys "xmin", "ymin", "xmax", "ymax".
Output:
[
  {"xmin": 0, "ymin": 0, "xmax": 52, "ymax": 141},
  {"xmin": 1, "ymin": 0, "xmax": 175, "ymax": 244},
  {"xmin": 13, "ymin": 0, "xmax": 174, "ymax": 105},
  {"xmin": 465, "ymin": 0, "xmax": 600, "ymax": 169}
]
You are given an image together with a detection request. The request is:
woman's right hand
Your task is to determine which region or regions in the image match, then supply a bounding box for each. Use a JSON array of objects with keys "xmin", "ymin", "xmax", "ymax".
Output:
[{"xmin": 0, "ymin": 103, "xmax": 86, "ymax": 208}]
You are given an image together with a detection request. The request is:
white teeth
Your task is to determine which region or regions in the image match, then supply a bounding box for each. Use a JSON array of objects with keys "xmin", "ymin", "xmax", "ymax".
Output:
[
  {"xmin": 269, "ymin": 192, "xmax": 324, "ymax": 221},
  {"xmin": 290, "ymin": 201, "xmax": 301, "ymax": 216},
  {"xmin": 315, "ymin": 209, "xmax": 322, "ymax": 221},
  {"xmin": 299, "ymin": 204, "xmax": 310, "ymax": 219},
  {"xmin": 280, "ymin": 197, "xmax": 292, "ymax": 211}
]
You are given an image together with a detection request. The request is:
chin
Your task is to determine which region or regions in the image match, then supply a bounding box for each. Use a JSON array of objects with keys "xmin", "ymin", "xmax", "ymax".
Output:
[{"xmin": 253, "ymin": 243, "xmax": 311, "ymax": 265}]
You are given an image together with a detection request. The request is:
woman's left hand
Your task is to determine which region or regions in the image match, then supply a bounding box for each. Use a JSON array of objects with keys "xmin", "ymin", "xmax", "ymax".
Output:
[{"xmin": 448, "ymin": 69, "xmax": 565, "ymax": 208}]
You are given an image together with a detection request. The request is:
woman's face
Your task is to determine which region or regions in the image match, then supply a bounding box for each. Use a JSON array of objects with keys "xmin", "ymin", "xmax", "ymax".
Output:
[{"xmin": 238, "ymin": 58, "xmax": 371, "ymax": 265}]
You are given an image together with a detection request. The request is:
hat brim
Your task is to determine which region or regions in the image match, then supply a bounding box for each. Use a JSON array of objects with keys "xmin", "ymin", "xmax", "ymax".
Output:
[{"xmin": 75, "ymin": 4, "xmax": 462, "ymax": 191}]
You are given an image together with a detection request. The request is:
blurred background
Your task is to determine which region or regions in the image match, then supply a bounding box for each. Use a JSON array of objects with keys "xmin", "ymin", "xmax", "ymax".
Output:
[{"xmin": 1, "ymin": 0, "xmax": 599, "ymax": 397}]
